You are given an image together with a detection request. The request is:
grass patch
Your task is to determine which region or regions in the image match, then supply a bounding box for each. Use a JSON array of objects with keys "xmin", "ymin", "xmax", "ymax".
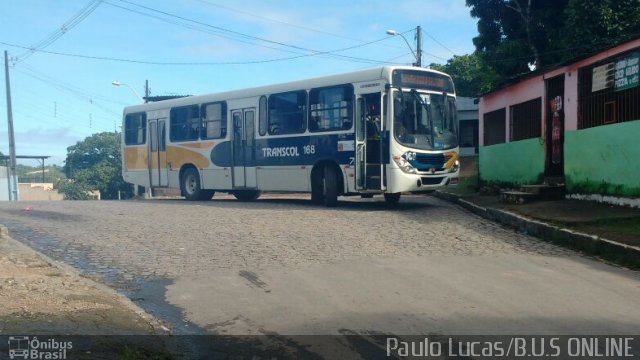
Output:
[
  {"xmin": 569, "ymin": 216, "xmax": 640, "ymax": 248},
  {"xmin": 588, "ymin": 217, "xmax": 640, "ymax": 235}
]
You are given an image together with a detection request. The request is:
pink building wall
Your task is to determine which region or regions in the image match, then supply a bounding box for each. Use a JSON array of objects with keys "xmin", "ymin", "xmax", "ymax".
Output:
[
  {"xmin": 479, "ymin": 37, "xmax": 640, "ymax": 141},
  {"xmin": 478, "ymin": 76, "xmax": 545, "ymax": 146}
]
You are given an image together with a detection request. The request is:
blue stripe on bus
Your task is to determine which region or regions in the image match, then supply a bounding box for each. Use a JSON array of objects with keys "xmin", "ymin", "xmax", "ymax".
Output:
[{"xmin": 210, "ymin": 133, "xmax": 357, "ymax": 167}]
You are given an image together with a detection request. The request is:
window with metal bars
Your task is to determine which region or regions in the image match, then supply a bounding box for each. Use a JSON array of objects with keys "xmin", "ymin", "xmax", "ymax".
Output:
[
  {"xmin": 577, "ymin": 49, "xmax": 640, "ymax": 129},
  {"xmin": 510, "ymin": 98, "xmax": 542, "ymax": 141},
  {"xmin": 483, "ymin": 108, "xmax": 506, "ymax": 146}
]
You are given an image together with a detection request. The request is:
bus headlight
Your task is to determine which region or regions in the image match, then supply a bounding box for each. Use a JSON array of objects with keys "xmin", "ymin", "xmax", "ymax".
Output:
[
  {"xmin": 450, "ymin": 159, "xmax": 460, "ymax": 173},
  {"xmin": 393, "ymin": 154, "xmax": 416, "ymax": 174}
]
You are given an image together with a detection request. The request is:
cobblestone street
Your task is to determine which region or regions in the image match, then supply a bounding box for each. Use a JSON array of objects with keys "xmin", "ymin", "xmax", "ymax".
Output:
[
  {"xmin": 0, "ymin": 194, "xmax": 566, "ymax": 277},
  {"xmin": 1, "ymin": 194, "xmax": 639, "ymax": 338}
]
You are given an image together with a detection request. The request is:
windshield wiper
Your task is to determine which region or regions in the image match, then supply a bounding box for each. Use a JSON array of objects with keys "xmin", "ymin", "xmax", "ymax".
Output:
[{"xmin": 409, "ymin": 89, "xmax": 435, "ymax": 147}]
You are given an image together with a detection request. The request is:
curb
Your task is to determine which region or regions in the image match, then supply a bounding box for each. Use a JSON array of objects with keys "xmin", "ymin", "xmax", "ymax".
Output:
[{"xmin": 433, "ymin": 191, "xmax": 640, "ymax": 267}]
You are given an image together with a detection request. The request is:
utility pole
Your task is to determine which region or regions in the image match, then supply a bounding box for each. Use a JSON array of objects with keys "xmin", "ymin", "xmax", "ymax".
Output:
[
  {"xmin": 415, "ymin": 26, "xmax": 422, "ymax": 67},
  {"xmin": 144, "ymin": 79, "xmax": 149, "ymax": 103},
  {"xmin": 4, "ymin": 50, "xmax": 18, "ymax": 201}
]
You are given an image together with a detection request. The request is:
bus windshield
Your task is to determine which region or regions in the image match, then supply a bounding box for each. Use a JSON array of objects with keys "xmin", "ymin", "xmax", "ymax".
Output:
[{"xmin": 393, "ymin": 89, "xmax": 458, "ymax": 151}]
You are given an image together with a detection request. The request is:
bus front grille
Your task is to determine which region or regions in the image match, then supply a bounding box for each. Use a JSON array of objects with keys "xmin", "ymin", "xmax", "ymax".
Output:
[{"xmin": 414, "ymin": 154, "xmax": 452, "ymax": 171}]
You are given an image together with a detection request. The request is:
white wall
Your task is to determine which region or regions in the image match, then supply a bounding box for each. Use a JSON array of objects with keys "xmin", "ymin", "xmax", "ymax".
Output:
[{"xmin": 0, "ymin": 166, "xmax": 9, "ymax": 201}]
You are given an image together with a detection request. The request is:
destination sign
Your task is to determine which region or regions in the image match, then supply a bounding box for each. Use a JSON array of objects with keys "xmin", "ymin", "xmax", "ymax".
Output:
[{"xmin": 392, "ymin": 70, "xmax": 455, "ymax": 93}]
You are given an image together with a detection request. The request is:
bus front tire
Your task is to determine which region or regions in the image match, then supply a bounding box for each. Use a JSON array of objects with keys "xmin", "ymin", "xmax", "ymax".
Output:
[
  {"xmin": 384, "ymin": 192, "xmax": 401, "ymax": 205},
  {"xmin": 233, "ymin": 190, "xmax": 261, "ymax": 201},
  {"xmin": 181, "ymin": 167, "xmax": 210, "ymax": 201},
  {"xmin": 323, "ymin": 165, "xmax": 339, "ymax": 207}
]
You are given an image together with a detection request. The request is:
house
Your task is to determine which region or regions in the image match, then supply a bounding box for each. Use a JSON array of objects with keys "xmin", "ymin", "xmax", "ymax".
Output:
[
  {"xmin": 478, "ymin": 37, "xmax": 640, "ymax": 200},
  {"xmin": 457, "ymin": 97, "xmax": 479, "ymax": 156}
]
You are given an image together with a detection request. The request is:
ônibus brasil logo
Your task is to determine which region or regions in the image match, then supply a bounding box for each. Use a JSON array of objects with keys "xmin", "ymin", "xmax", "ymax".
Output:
[{"xmin": 8, "ymin": 336, "xmax": 72, "ymax": 360}]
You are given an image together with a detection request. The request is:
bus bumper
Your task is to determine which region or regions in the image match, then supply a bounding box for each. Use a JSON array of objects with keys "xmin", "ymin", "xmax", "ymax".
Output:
[{"xmin": 386, "ymin": 168, "xmax": 459, "ymax": 193}]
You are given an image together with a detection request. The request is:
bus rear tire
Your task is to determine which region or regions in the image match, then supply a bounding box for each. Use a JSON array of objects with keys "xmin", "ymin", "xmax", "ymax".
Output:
[
  {"xmin": 181, "ymin": 167, "xmax": 207, "ymax": 201},
  {"xmin": 384, "ymin": 192, "xmax": 401, "ymax": 205},
  {"xmin": 201, "ymin": 190, "xmax": 215, "ymax": 200},
  {"xmin": 233, "ymin": 190, "xmax": 261, "ymax": 201},
  {"xmin": 323, "ymin": 165, "xmax": 339, "ymax": 207},
  {"xmin": 311, "ymin": 172, "xmax": 323, "ymax": 204}
]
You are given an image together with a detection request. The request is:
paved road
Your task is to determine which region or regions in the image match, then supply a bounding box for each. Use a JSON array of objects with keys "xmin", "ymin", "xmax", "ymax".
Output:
[{"xmin": 1, "ymin": 194, "xmax": 639, "ymax": 341}]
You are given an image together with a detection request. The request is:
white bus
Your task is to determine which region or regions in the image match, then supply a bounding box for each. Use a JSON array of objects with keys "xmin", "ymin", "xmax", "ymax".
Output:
[{"xmin": 121, "ymin": 66, "xmax": 460, "ymax": 206}]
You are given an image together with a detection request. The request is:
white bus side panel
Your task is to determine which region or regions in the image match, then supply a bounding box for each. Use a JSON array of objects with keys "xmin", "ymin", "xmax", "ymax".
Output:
[
  {"xmin": 201, "ymin": 168, "xmax": 232, "ymax": 190},
  {"xmin": 256, "ymin": 166, "xmax": 310, "ymax": 192}
]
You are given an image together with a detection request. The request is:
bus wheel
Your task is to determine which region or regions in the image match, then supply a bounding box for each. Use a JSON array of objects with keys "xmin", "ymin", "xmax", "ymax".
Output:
[
  {"xmin": 311, "ymin": 172, "xmax": 324, "ymax": 204},
  {"xmin": 233, "ymin": 190, "xmax": 261, "ymax": 201},
  {"xmin": 323, "ymin": 165, "xmax": 339, "ymax": 207},
  {"xmin": 384, "ymin": 192, "xmax": 401, "ymax": 205},
  {"xmin": 181, "ymin": 167, "xmax": 203, "ymax": 201},
  {"xmin": 200, "ymin": 190, "xmax": 215, "ymax": 200}
]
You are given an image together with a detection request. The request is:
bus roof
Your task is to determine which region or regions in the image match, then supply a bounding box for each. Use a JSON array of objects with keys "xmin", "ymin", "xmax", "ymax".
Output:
[{"xmin": 123, "ymin": 65, "xmax": 451, "ymax": 114}]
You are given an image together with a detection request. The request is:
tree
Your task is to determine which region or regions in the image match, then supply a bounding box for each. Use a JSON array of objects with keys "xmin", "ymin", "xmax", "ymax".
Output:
[
  {"xmin": 466, "ymin": 0, "xmax": 640, "ymax": 81},
  {"xmin": 466, "ymin": 0, "xmax": 568, "ymax": 80},
  {"xmin": 565, "ymin": 0, "xmax": 640, "ymax": 54},
  {"xmin": 64, "ymin": 132, "xmax": 120, "ymax": 177},
  {"xmin": 54, "ymin": 179, "xmax": 93, "ymax": 200},
  {"xmin": 430, "ymin": 53, "xmax": 498, "ymax": 96},
  {"xmin": 61, "ymin": 132, "xmax": 132, "ymax": 200}
]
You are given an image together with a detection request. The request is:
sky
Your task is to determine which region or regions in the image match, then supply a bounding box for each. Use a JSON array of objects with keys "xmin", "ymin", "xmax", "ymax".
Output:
[{"xmin": 0, "ymin": 0, "xmax": 479, "ymax": 165}]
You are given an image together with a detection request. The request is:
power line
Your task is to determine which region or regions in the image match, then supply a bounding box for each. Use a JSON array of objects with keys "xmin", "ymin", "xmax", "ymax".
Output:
[
  {"xmin": 113, "ymin": 0, "xmax": 314, "ymax": 53},
  {"xmin": 0, "ymin": 36, "xmax": 398, "ymax": 66},
  {"xmin": 106, "ymin": 0, "xmax": 393, "ymax": 65},
  {"xmin": 423, "ymin": 30, "xmax": 458, "ymax": 56},
  {"xmin": 14, "ymin": 0, "xmax": 102, "ymax": 64},
  {"xmin": 192, "ymin": 0, "xmax": 364, "ymax": 43},
  {"xmin": 18, "ymin": 63, "xmax": 127, "ymax": 106},
  {"xmin": 103, "ymin": 1, "xmax": 305, "ymax": 57},
  {"xmin": 13, "ymin": 66, "xmax": 121, "ymax": 119}
]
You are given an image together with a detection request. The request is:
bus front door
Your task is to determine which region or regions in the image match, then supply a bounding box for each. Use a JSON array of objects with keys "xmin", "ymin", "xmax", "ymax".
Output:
[
  {"xmin": 355, "ymin": 97, "xmax": 367, "ymax": 190},
  {"xmin": 355, "ymin": 94, "xmax": 383, "ymax": 191},
  {"xmin": 231, "ymin": 108, "xmax": 257, "ymax": 188},
  {"xmin": 148, "ymin": 118, "xmax": 168, "ymax": 188}
]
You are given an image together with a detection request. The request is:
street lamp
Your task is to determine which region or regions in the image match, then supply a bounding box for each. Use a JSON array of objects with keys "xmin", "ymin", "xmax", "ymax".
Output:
[
  {"xmin": 112, "ymin": 80, "xmax": 143, "ymax": 101},
  {"xmin": 386, "ymin": 27, "xmax": 422, "ymax": 67}
]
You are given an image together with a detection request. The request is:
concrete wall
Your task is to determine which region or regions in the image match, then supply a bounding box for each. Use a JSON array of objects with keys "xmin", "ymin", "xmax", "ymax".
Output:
[
  {"xmin": 565, "ymin": 120, "xmax": 640, "ymax": 197},
  {"xmin": 0, "ymin": 166, "xmax": 9, "ymax": 201},
  {"xmin": 18, "ymin": 183, "xmax": 64, "ymax": 201},
  {"xmin": 479, "ymin": 138, "xmax": 545, "ymax": 185}
]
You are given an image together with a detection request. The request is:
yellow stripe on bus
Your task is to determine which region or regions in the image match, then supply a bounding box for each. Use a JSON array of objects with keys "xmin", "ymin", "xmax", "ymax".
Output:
[
  {"xmin": 444, "ymin": 151, "xmax": 459, "ymax": 169},
  {"xmin": 124, "ymin": 147, "xmax": 148, "ymax": 170},
  {"xmin": 166, "ymin": 145, "xmax": 210, "ymax": 169}
]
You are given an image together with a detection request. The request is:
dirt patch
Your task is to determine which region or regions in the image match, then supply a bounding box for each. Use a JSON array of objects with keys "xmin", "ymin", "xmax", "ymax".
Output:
[{"xmin": 0, "ymin": 225, "xmax": 161, "ymax": 335}]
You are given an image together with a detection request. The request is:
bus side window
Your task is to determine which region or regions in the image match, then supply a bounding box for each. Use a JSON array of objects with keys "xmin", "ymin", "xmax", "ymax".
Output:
[
  {"xmin": 309, "ymin": 84, "xmax": 353, "ymax": 132},
  {"xmin": 268, "ymin": 90, "xmax": 306, "ymax": 135},
  {"xmin": 202, "ymin": 102, "xmax": 227, "ymax": 139},
  {"xmin": 124, "ymin": 112, "xmax": 146, "ymax": 145},
  {"xmin": 170, "ymin": 105, "xmax": 200, "ymax": 142},
  {"xmin": 258, "ymin": 96, "xmax": 268, "ymax": 136}
]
